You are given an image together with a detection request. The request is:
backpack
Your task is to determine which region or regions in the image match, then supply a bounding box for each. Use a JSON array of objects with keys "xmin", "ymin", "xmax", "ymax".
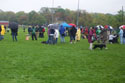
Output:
[{"xmin": 123, "ymin": 30, "xmax": 125, "ymax": 38}]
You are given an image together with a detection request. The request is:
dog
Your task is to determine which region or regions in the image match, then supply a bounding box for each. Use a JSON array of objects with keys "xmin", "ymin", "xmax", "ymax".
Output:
[
  {"xmin": 41, "ymin": 41, "xmax": 47, "ymax": 44},
  {"xmin": 113, "ymin": 34, "xmax": 119, "ymax": 43},
  {"xmin": 93, "ymin": 44, "xmax": 106, "ymax": 50}
]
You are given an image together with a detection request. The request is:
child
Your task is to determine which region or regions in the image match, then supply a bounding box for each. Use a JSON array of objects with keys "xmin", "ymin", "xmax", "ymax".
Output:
[{"xmin": 109, "ymin": 34, "xmax": 116, "ymax": 44}]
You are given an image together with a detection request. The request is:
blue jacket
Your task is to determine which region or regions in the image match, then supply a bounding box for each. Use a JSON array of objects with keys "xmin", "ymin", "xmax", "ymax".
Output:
[{"xmin": 59, "ymin": 26, "xmax": 65, "ymax": 35}]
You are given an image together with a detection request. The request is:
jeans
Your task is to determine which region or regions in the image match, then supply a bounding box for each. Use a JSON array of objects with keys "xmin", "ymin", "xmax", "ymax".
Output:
[
  {"xmin": 0, "ymin": 35, "xmax": 3, "ymax": 40},
  {"xmin": 54, "ymin": 38, "xmax": 58, "ymax": 44},
  {"xmin": 32, "ymin": 34, "xmax": 37, "ymax": 40},
  {"xmin": 12, "ymin": 32, "xmax": 17, "ymax": 41},
  {"xmin": 70, "ymin": 35, "xmax": 75, "ymax": 41},
  {"xmin": 120, "ymin": 36, "xmax": 123, "ymax": 44},
  {"xmin": 60, "ymin": 35, "xmax": 65, "ymax": 43}
]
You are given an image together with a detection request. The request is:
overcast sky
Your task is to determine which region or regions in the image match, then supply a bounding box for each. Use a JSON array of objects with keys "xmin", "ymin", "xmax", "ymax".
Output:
[{"xmin": 0, "ymin": 0, "xmax": 125, "ymax": 14}]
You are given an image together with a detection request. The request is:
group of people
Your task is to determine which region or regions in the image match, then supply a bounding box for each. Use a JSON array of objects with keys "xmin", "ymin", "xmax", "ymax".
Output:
[
  {"xmin": 27, "ymin": 25, "xmax": 45, "ymax": 40},
  {"xmin": 0, "ymin": 24, "xmax": 18, "ymax": 41},
  {"xmin": 1, "ymin": 23, "xmax": 124, "ymax": 50},
  {"xmin": 86, "ymin": 26, "xmax": 120, "ymax": 50},
  {"xmin": 43, "ymin": 25, "xmax": 81, "ymax": 44}
]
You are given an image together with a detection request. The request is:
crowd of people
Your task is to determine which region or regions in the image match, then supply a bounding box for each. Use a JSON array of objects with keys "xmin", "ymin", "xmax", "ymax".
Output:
[
  {"xmin": 27, "ymin": 25, "xmax": 45, "ymax": 40},
  {"xmin": 0, "ymin": 23, "xmax": 125, "ymax": 50}
]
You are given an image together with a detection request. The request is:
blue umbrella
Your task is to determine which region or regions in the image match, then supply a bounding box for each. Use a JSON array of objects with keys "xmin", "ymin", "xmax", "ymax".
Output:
[{"xmin": 60, "ymin": 22, "xmax": 71, "ymax": 28}]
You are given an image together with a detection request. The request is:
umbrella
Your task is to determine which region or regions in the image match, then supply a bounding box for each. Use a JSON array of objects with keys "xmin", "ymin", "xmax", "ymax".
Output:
[
  {"xmin": 53, "ymin": 24, "xmax": 59, "ymax": 29},
  {"xmin": 109, "ymin": 26, "xmax": 113, "ymax": 29},
  {"xmin": 60, "ymin": 22, "xmax": 71, "ymax": 28},
  {"xmin": 104, "ymin": 25, "xmax": 109, "ymax": 29},
  {"xmin": 48, "ymin": 24, "xmax": 59, "ymax": 29},
  {"xmin": 69, "ymin": 23, "xmax": 76, "ymax": 27},
  {"xmin": 48, "ymin": 24, "xmax": 54, "ymax": 29},
  {"xmin": 9, "ymin": 22, "xmax": 18, "ymax": 29},
  {"xmin": 96, "ymin": 25, "xmax": 104, "ymax": 29},
  {"xmin": 119, "ymin": 25, "xmax": 125, "ymax": 29},
  {"xmin": 104, "ymin": 25, "xmax": 113, "ymax": 29}
]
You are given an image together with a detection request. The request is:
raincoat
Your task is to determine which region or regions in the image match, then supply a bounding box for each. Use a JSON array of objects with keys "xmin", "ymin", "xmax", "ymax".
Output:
[
  {"xmin": 1, "ymin": 25, "xmax": 5, "ymax": 35},
  {"xmin": 76, "ymin": 28, "xmax": 81, "ymax": 41}
]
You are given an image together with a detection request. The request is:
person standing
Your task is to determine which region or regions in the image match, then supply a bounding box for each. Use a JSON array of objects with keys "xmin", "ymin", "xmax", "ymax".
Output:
[
  {"xmin": 88, "ymin": 27, "xmax": 94, "ymax": 50},
  {"xmin": 96, "ymin": 28, "xmax": 101, "ymax": 43},
  {"xmin": 70, "ymin": 26, "xmax": 77, "ymax": 43},
  {"xmin": 31, "ymin": 26, "xmax": 37, "ymax": 40},
  {"xmin": 100, "ymin": 28, "xmax": 109, "ymax": 49},
  {"xmin": 11, "ymin": 28, "xmax": 18, "ymax": 41},
  {"xmin": 0, "ymin": 25, "xmax": 5, "ymax": 40},
  {"xmin": 39, "ymin": 26, "xmax": 43, "ymax": 38},
  {"xmin": 9, "ymin": 22, "xmax": 18, "ymax": 41},
  {"xmin": 54, "ymin": 29, "xmax": 59, "ymax": 44},
  {"xmin": 76, "ymin": 27, "xmax": 81, "ymax": 42},
  {"xmin": 28, "ymin": 26, "xmax": 32, "ymax": 35},
  {"xmin": 35, "ymin": 25, "xmax": 39, "ymax": 38},
  {"xmin": 0, "ymin": 25, "xmax": 2, "ymax": 40},
  {"xmin": 119, "ymin": 27, "xmax": 123, "ymax": 44},
  {"xmin": 59, "ymin": 25, "xmax": 66, "ymax": 43}
]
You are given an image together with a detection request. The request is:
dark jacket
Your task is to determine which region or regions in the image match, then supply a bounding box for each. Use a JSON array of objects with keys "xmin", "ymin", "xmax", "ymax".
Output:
[
  {"xmin": 35, "ymin": 27, "xmax": 39, "ymax": 32},
  {"xmin": 28, "ymin": 27, "xmax": 32, "ymax": 32},
  {"xmin": 70, "ymin": 27, "xmax": 77, "ymax": 36},
  {"xmin": 50, "ymin": 29, "xmax": 55, "ymax": 34},
  {"xmin": 11, "ymin": 28, "xmax": 18, "ymax": 33},
  {"xmin": 11, "ymin": 28, "xmax": 18, "ymax": 36}
]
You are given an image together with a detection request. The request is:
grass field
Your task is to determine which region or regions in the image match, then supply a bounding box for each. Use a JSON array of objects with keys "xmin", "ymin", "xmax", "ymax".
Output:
[{"xmin": 0, "ymin": 28, "xmax": 125, "ymax": 83}]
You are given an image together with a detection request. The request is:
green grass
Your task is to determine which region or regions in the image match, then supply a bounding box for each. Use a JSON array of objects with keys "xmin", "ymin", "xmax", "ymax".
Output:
[{"xmin": 0, "ymin": 28, "xmax": 125, "ymax": 83}]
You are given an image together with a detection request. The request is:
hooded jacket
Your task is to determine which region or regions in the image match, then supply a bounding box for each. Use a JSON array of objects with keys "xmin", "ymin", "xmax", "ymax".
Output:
[{"xmin": 1, "ymin": 25, "xmax": 5, "ymax": 35}]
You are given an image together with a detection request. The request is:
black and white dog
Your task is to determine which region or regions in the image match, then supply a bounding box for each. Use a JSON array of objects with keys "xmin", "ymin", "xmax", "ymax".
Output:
[{"xmin": 93, "ymin": 44, "xmax": 106, "ymax": 50}]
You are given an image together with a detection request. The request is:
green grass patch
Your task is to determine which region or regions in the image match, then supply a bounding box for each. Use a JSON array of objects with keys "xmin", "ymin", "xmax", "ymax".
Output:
[{"xmin": 0, "ymin": 28, "xmax": 125, "ymax": 83}]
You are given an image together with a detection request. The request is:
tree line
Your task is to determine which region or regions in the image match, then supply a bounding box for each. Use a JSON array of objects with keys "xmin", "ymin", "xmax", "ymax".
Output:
[{"xmin": 0, "ymin": 7, "xmax": 124, "ymax": 28}]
